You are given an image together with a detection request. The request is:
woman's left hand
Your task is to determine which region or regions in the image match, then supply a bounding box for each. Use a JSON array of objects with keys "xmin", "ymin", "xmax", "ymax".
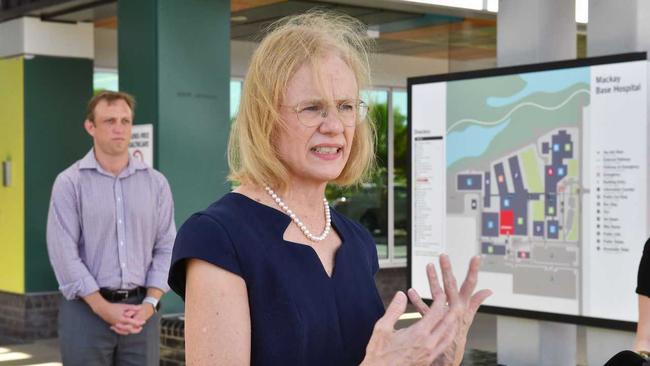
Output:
[{"xmin": 407, "ymin": 255, "xmax": 492, "ymax": 366}]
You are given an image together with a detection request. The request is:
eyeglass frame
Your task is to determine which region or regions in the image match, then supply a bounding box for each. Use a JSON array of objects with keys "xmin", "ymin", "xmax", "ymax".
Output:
[{"xmin": 281, "ymin": 99, "xmax": 369, "ymax": 127}]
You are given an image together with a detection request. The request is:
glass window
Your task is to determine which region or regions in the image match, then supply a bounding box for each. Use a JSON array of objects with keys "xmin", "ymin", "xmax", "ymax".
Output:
[
  {"xmin": 393, "ymin": 90, "xmax": 408, "ymax": 259},
  {"xmin": 93, "ymin": 70, "xmax": 118, "ymax": 93},
  {"xmin": 230, "ymin": 79, "xmax": 242, "ymax": 121},
  {"xmin": 327, "ymin": 89, "xmax": 389, "ymax": 259}
]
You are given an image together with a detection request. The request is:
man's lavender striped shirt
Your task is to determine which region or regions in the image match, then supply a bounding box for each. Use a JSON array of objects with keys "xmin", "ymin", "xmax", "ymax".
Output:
[{"xmin": 46, "ymin": 149, "xmax": 176, "ymax": 300}]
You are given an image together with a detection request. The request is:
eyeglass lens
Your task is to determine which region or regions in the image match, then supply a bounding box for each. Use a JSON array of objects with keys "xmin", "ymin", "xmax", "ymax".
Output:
[{"xmin": 296, "ymin": 101, "xmax": 368, "ymax": 126}]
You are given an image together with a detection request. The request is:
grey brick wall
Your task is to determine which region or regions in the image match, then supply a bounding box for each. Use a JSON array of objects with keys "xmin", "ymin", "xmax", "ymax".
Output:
[
  {"xmin": 0, "ymin": 291, "xmax": 60, "ymax": 343},
  {"xmin": 160, "ymin": 315, "xmax": 185, "ymax": 366}
]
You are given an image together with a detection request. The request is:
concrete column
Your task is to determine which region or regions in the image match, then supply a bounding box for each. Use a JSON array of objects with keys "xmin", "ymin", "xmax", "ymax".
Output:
[
  {"xmin": 585, "ymin": 327, "xmax": 635, "ymax": 365},
  {"xmin": 588, "ymin": 0, "xmax": 650, "ymax": 57},
  {"xmin": 496, "ymin": 317, "xmax": 541, "ymax": 366},
  {"xmin": 118, "ymin": 0, "xmax": 231, "ymax": 313},
  {"xmin": 497, "ymin": 0, "xmax": 576, "ymax": 67},
  {"xmin": 495, "ymin": 1, "xmax": 578, "ymax": 365},
  {"xmin": 497, "ymin": 316, "xmax": 577, "ymax": 366}
]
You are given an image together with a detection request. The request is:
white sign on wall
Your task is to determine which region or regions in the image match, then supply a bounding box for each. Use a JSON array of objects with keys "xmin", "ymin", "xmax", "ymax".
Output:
[{"xmin": 129, "ymin": 124, "xmax": 154, "ymax": 167}]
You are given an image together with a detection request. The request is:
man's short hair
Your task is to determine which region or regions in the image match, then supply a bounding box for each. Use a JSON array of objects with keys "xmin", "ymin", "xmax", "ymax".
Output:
[{"xmin": 86, "ymin": 91, "xmax": 136, "ymax": 122}]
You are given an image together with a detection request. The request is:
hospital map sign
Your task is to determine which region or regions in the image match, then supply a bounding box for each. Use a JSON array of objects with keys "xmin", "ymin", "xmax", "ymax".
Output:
[{"xmin": 129, "ymin": 124, "xmax": 153, "ymax": 167}]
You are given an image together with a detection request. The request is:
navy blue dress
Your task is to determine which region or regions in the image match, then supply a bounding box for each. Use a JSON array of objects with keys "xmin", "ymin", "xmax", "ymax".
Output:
[{"xmin": 168, "ymin": 192, "xmax": 385, "ymax": 366}]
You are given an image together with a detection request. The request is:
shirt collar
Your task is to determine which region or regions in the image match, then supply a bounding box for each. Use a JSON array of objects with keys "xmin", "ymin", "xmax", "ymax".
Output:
[
  {"xmin": 79, "ymin": 148, "xmax": 148, "ymax": 177},
  {"xmin": 78, "ymin": 149, "xmax": 99, "ymax": 170}
]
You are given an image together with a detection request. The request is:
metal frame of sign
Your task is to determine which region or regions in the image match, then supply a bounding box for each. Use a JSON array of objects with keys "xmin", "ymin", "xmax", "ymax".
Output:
[{"xmin": 407, "ymin": 52, "xmax": 647, "ymax": 331}]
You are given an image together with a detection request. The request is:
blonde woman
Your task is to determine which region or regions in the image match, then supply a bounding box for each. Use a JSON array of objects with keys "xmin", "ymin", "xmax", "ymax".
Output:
[{"xmin": 168, "ymin": 12, "xmax": 491, "ymax": 366}]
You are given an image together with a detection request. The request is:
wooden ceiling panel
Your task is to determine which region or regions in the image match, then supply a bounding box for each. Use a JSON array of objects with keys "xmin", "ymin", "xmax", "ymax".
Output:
[
  {"xmin": 89, "ymin": 0, "xmax": 498, "ymax": 63},
  {"xmin": 95, "ymin": 15, "xmax": 116, "ymax": 29},
  {"xmin": 376, "ymin": 16, "xmax": 495, "ymax": 60}
]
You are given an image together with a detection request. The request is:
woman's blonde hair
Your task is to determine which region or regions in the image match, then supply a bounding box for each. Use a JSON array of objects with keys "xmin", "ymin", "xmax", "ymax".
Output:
[{"xmin": 227, "ymin": 10, "xmax": 376, "ymax": 190}]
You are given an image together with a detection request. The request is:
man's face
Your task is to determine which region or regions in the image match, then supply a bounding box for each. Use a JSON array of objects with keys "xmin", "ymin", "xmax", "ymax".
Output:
[{"xmin": 85, "ymin": 99, "xmax": 133, "ymax": 157}]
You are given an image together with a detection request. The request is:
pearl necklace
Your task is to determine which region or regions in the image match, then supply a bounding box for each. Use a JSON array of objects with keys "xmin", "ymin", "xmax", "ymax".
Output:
[{"xmin": 264, "ymin": 186, "xmax": 331, "ymax": 242}]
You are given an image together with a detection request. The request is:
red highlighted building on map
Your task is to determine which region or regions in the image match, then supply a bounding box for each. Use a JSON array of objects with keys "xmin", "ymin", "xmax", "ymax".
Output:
[{"xmin": 500, "ymin": 210, "xmax": 514, "ymax": 235}]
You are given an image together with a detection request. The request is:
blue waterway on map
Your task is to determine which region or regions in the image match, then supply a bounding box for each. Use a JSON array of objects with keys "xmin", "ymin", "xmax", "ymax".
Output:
[
  {"xmin": 447, "ymin": 119, "xmax": 511, "ymax": 167},
  {"xmin": 486, "ymin": 67, "xmax": 590, "ymax": 108}
]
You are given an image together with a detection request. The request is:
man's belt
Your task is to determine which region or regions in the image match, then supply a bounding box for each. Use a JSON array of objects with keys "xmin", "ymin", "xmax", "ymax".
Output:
[{"xmin": 99, "ymin": 287, "xmax": 146, "ymax": 302}]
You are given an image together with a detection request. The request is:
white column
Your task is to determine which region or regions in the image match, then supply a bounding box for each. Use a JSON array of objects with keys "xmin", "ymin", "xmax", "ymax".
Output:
[
  {"xmin": 585, "ymin": 327, "xmax": 636, "ymax": 365},
  {"xmin": 587, "ymin": 0, "xmax": 650, "ymax": 57},
  {"xmin": 496, "ymin": 1, "xmax": 578, "ymax": 365},
  {"xmin": 497, "ymin": 0, "xmax": 576, "ymax": 67},
  {"xmin": 496, "ymin": 317, "xmax": 541, "ymax": 366},
  {"xmin": 497, "ymin": 316, "xmax": 577, "ymax": 366},
  {"xmin": 540, "ymin": 321, "xmax": 578, "ymax": 365}
]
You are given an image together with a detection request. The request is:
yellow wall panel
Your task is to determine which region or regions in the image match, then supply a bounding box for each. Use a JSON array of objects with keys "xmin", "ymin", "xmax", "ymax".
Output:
[{"xmin": 0, "ymin": 57, "xmax": 24, "ymax": 293}]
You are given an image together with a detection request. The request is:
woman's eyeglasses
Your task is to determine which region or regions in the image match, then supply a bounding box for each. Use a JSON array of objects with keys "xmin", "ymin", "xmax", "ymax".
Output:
[{"xmin": 284, "ymin": 99, "xmax": 369, "ymax": 127}]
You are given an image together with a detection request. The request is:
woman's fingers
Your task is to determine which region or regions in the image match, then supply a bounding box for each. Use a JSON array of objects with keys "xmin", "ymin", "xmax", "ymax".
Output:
[
  {"xmin": 408, "ymin": 261, "xmax": 447, "ymax": 318},
  {"xmin": 468, "ymin": 289, "xmax": 493, "ymax": 314},
  {"xmin": 407, "ymin": 288, "xmax": 429, "ymax": 315},
  {"xmin": 418, "ymin": 287, "xmax": 449, "ymax": 331},
  {"xmin": 459, "ymin": 256, "xmax": 481, "ymax": 301},
  {"xmin": 426, "ymin": 262, "xmax": 446, "ymax": 305},
  {"xmin": 458, "ymin": 257, "xmax": 492, "ymax": 318},
  {"xmin": 367, "ymin": 260, "xmax": 489, "ymax": 366},
  {"xmin": 377, "ymin": 291, "xmax": 407, "ymax": 331},
  {"xmin": 439, "ymin": 254, "xmax": 460, "ymax": 306},
  {"xmin": 412, "ymin": 256, "xmax": 491, "ymax": 330}
]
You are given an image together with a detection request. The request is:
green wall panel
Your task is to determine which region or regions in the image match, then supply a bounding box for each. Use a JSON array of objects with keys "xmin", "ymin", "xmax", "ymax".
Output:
[
  {"xmin": 118, "ymin": 0, "xmax": 159, "ymax": 167},
  {"xmin": 158, "ymin": 0, "xmax": 231, "ymax": 222},
  {"xmin": 119, "ymin": 0, "xmax": 231, "ymax": 314},
  {"xmin": 24, "ymin": 56, "xmax": 93, "ymax": 292}
]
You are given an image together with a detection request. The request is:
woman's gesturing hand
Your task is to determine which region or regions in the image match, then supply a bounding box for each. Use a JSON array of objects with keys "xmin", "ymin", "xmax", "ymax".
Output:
[
  {"xmin": 361, "ymin": 290, "xmax": 459, "ymax": 366},
  {"xmin": 407, "ymin": 255, "xmax": 492, "ymax": 366}
]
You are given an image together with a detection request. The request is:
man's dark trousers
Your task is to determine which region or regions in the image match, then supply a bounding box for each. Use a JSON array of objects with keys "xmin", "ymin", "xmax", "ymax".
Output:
[{"xmin": 58, "ymin": 295, "xmax": 161, "ymax": 366}]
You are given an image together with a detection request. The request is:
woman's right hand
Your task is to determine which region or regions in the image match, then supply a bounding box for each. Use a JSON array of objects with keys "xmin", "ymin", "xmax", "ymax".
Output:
[{"xmin": 360, "ymin": 289, "xmax": 461, "ymax": 366}]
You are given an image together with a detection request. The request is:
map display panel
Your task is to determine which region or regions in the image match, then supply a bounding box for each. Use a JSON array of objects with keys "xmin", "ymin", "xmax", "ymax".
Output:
[{"xmin": 410, "ymin": 57, "xmax": 648, "ymax": 323}]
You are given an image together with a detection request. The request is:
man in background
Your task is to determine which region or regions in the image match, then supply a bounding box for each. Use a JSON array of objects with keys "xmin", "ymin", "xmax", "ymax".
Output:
[{"xmin": 47, "ymin": 91, "xmax": 175, "ymax": 365}]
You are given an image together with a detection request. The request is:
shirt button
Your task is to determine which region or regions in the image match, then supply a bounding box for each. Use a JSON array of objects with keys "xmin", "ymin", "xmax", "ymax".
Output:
[
  {"xmin": 121, "ymin": 263, "xmax": 125, "ymax": 268},
  {"xmin": 118, "ymin": 219, "xmax": 122, "ymax": 224},
  {"xmin": 120, "ymin": 241, "xmax": 124, "ymax": 246},
  {"xmin": 117, "ymin": 197, "xmax": 121, "ymax": 202}
]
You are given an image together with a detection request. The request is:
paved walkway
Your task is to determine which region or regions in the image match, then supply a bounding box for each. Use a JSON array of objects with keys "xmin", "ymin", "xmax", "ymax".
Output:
[
  {"xmin": 0, "ymin": 338, "xmax": 498, "ymax": 366},
  {"xmin": 0, "ymin": 339, "xmax": 60, "ymax": 366},
  {"xmin": 0, "ymin": 314, "xmax": 502, "ymax": 366}
]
